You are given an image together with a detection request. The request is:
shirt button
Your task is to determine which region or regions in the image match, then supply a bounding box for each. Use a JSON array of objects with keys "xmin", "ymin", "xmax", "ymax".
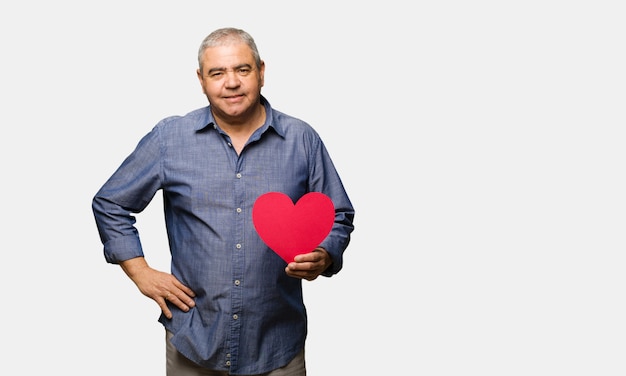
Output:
[
  {"xmin": 226, "ymin": 360, "xmax": 231, "ymax": 366},
  {"xmin": 234, "ymin": 280, "xmax": 240, "ymax": 286},
  {"xmin": 236, "ymin": 244, "xmax": 242, "ymax": 249},
  {"xmin": 236, "ymin": 173, "xmax": 242, "ymax": 178},
  {"xmin": 233, "ymin": 314, "xmax": 238, "ymax": 320},
  {"xmin": 236, "ymin": 207, "xmax": 242, "ymax": 213},
  {"xmin": 227, "ymin": 142, "xmax": 232, "ymax": 147}
]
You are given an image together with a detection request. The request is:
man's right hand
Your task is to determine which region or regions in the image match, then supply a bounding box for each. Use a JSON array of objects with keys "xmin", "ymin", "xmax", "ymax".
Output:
[{"xmin": 120, "ymin": 257, "xmax": 196, "ymax": 319}]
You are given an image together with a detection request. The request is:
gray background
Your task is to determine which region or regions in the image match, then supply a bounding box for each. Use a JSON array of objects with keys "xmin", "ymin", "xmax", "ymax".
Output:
[{"xmin": 1, "ymin": 1, "xmax": 624, "ymax": 374}]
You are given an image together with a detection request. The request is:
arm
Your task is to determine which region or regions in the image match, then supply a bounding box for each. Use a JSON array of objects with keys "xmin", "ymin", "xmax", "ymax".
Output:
[
  {"xmin": 92, "ymin": 126, "xmax": 195, "ymax": 317},
  {"xmin": 286, "ymin": 135, "xmax": 355, "ymax": 280}
]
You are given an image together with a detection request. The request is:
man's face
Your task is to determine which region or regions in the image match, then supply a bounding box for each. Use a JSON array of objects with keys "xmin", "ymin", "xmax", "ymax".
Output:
[{"xmin": 196, "ymin": 42, "xmax": 265, "ymax": 124}]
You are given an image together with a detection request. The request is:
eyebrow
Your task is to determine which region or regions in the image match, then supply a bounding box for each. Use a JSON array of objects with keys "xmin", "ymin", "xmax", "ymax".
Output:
[{"xmin": 207, "ymin": 63, "xmax": 253, "ymax": 74}]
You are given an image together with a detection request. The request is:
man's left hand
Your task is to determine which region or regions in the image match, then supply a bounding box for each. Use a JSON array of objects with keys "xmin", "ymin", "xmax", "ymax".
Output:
[{"xmin": 285, "ymin": 247, "xmax": 332, "ymax": 281}]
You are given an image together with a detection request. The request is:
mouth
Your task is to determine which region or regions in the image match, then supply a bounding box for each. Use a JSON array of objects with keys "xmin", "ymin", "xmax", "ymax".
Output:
[{"xmin": 224, "ymin": 94, "xmax": 244, "ymax": 100}]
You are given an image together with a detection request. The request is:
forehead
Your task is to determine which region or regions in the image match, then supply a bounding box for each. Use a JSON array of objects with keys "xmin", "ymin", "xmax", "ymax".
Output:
[{"xmin": 200, "ymin": 42, "xmax": 254, "ymax": 68}]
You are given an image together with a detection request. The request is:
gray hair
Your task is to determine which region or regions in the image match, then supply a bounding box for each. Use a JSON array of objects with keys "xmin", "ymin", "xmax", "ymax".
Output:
[{"xmin": 197, "ymin": 27, "xmax": 261, "ymax": 71}]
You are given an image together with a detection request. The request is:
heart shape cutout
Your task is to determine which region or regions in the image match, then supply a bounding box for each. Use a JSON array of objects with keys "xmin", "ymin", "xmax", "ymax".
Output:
[{"xmin": 252, "ymin": 192, "xmax": 335, "ymax": 263}]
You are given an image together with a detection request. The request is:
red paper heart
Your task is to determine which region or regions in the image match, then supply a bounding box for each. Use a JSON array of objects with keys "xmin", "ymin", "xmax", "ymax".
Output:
[{"xmin": 252, "ymin": 192, "xmax": 335, "ymax": 263}]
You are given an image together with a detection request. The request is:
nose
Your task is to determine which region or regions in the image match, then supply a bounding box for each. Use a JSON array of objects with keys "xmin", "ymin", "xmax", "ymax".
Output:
[{"xmin": 224, "ymin": 70, "xmax": 241, "ymax": 88}]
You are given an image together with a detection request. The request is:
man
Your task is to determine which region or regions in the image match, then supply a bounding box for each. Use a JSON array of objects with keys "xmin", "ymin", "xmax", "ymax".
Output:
[{"xmin": 92, "ymin": 27, "xmax": 355, "ymax": 375}]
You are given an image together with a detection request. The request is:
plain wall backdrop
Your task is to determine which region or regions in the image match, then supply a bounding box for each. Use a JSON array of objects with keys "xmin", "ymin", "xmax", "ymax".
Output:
[{"xmin": 1, "ymin": 1, "xmax": 624, "ymax": 375}]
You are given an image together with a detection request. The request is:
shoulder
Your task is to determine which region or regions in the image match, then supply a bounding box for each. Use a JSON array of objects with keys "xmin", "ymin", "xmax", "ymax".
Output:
[
  {"xmin": 269, "ymin": 107, "xmax": 320, "ymax": 140},
  {"xmin": 153, "ymin": 107, "xmax": 212, "ymax": 135},
  {"xmin": 157, "ymin": 106, "xmax": 211, "ymax": 127}
]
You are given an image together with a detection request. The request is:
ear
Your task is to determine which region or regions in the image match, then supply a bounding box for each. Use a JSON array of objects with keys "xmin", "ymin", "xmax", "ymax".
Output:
[
  {"xmin": 259, "ymin": 60, "xmax": 265, "ymax": 87},
  {"xmin": 196, "ymin": 68, "xmax": 206, "ymax": 94}
]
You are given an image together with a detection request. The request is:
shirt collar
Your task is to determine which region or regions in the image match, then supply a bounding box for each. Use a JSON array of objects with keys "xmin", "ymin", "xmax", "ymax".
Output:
[{"xmin": 194, "ymin": 95, "xmax": 285, "ymax": 139}]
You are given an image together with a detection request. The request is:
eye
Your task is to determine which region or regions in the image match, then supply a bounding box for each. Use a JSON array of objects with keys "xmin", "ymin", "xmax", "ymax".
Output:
[
  {"xmin": 209, "ymin": 71, "xmax": 224, "ymax": 79},
  {"xmin": 237, "ymin": 68, "xmax": 251, "ymax": 76}
]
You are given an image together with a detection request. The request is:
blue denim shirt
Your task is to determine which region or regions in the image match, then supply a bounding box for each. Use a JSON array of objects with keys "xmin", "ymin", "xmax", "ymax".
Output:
[{"xmin": 92, "ymin": 96, "xmax": 355, "ymax": 374}]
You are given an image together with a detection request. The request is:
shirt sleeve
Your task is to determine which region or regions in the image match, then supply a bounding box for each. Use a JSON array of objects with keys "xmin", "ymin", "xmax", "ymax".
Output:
[
  {"xmin": 92, "ymin": 125, "xmax": 164, "ymax": 264},
  {"xmin": 309, "ymin": 137, "xmax": 355, "ymax": 277}
]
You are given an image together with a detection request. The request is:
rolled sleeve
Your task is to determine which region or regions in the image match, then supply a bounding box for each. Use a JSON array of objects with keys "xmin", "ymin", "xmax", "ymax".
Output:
[{"xmin": 102, "ymin": 234, "xmax": 144, "ymax": 264}]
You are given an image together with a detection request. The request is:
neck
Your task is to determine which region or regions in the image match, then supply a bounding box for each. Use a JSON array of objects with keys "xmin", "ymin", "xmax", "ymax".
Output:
[
  {"xmin": 217, "ymin": 102, "xmax": 265, "ymax": 135},
  {"xmin": 217, "ymin": 104, "xmax": 266, "ymax": 154}
]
